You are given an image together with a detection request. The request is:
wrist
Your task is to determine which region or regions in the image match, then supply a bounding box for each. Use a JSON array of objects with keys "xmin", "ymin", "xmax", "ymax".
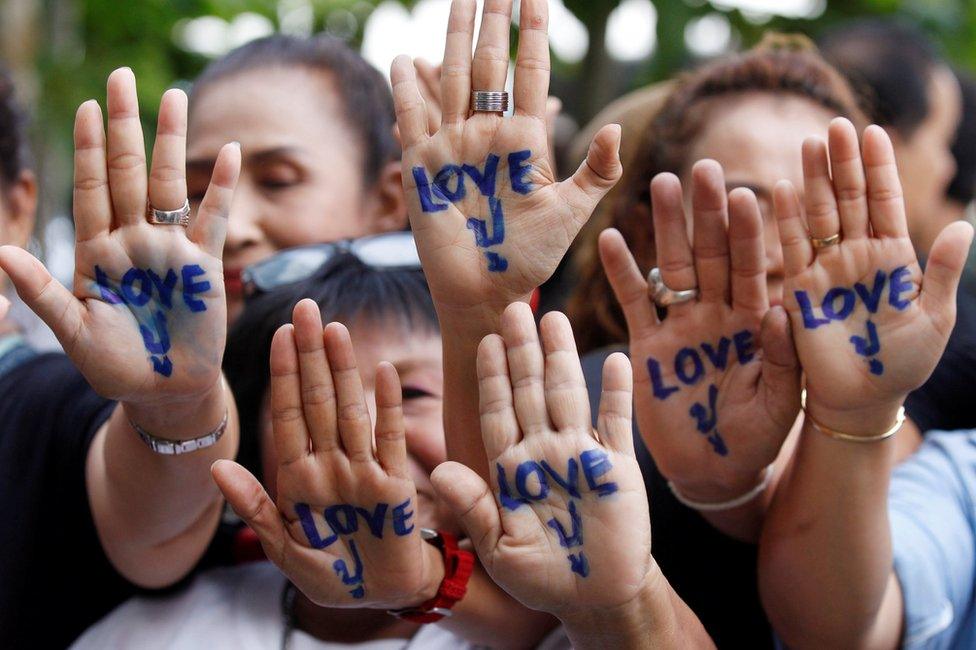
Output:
[
  {"xmin": 435, "ymin": 292, "xmax": 534, "ymax": 331},
  {"xmin": 560, "ymin": 563, "xmax": 673, "ymax": 649},
  {"xmin": 668, "ymin": 465, "xmax": 770, "ymax": 505},
  {"xmin": 804, "ymin": 394, "xmax": 905, "ymax": 439},
  {"xmin": 415, "ymin": 538, "xmax": 447, "ymax": 604},
  {"xmin": 122, "ymin": 377, "xmax": 227, "ymax": 442}
]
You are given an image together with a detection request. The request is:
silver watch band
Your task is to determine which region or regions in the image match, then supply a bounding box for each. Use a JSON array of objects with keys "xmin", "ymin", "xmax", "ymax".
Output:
[{"xmin": 130, "ymin": 410, "xmax": 229, "ymax": 455}]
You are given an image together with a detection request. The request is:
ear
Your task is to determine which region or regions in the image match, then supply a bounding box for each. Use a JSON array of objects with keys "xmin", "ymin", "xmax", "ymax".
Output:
[
  {"xmin": 0, "ymin": 170, "xmax": 37, "ymax": 249},
  {"xmin": 363, "ymin": 161, "xmax": 408, "ymax": 233}
]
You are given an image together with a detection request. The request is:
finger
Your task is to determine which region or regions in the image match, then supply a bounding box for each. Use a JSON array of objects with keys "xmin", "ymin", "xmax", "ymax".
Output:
[
  {"xmin": 414, "ymin": 59, "xmax": 443, "ymax": 134},
  {"xmin": 801, "ymin": 137, "xmax": 841, "ymax": 241},
  {"xmin": 862, "ymin": 125, "xmax": 910, "ymax": 238},
  {"xmin": 72, "ymin": 100, "xmax": 111, "ymax": 242},
  {"xmin": 919, "ymin": 221, "xmax": 975, "ymax": 335},
  {"xmin": 0, "ymin": 246, "xmax": 84, "ymax": 355},
  {"xmin": 477, "ymin": 333, "xmax": 520, "ymax": 460},
  {"xmin": 390, "ymin": 56, "xmax": 429, "ymax": 149},
  {"xmin": 501, "ymin": 302, "xmax": 550, "ymax": 436},
  {"xmin": 727, "ymin": 188, "xmax": 768, "ymax": 313},
  {"xmin": 105, "ymin": 68, "xmax": 148, "ymax": 226},
  {"xmin": 211, "ymin": 459, "xmax": 288, "ymax": 566},
  {"xmin": 555, "ymin": 123, "xmax": 622, "ymax": 230},
  {"xmin": 513, "ymin": 0, "xmax": 550, "ymax": 119},
  {"xmin": 757, "ymin": 306, "xmax": 802, "ymax": 427},
  {"xmin": 539, "ymin": 311, "xmax": 591, "ymax": 433},
  {"xmin": 650, "ymin": 172, "xmax": 697, "ymax": 306},
  {"xmin": 440, "ymin": 0, "xmax": 475, "ymax": 124},
  {"xmin": 598, "ymin": 228, "xmax": 659, "ymax": 338},
  {"xmin": 375, "ymin": 362, "xmax": 408, "ymax": 478},
  {"xmin": 148, "ymin": 89, "xmax": 188, "ymax": 214},
  {"xmin": 324, "ymin": 322, "xmax": 375, "ymax": 463},
  {"xmin": 471, "ymin": 0, "xmax": 513, "ymax": 93},
  {"xmin": 270, "ymin": 324, "xmax": 311, "ymax": 463},
  {"xmin": 430, "ymin": 461, "xmax": 501, "ymax": 561},
  {"xmin": 292, "ymin": 299, "xmax": 339, "ymax": 452},
  {"xmin": 597, "ymin": 352, "xmax": 635, "ymax": 456},
  {"xmin": 186, "ymin": 142, "xmax": 240, "ymax": 258},
  {"xmin": 827, "ymin": 117, "xmax": 869, "ymax": 239},
  {"xmin": 691, "ymin": 160, "xmax": 730, "ymax": 304},
  {"xmin": 773, "ymin": 180, "xmax": 813, "ymax": 276}
]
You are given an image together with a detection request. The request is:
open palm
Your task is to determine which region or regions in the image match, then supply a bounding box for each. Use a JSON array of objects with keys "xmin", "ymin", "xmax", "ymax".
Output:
[
  {"xmin": 212, "ymin": 301, "xmax": 435, "ymax": 608},
  {"xmin": 776, "ymin": 119, "xmax": 973, "ymax": 426},
  {"xmin": 600, "ymin": 162, "xmax": 800, "ymax": 499},
  {"xmin": 391, "ymin": 0, "xmax": 621, "ymax": 313},
  {"xmin": 431, "ymin": 303, "xmax": 650, "ymax": 616},
  {"xmin": 0, "ymin": 69, "xmax": 239, "ymax": 403}
]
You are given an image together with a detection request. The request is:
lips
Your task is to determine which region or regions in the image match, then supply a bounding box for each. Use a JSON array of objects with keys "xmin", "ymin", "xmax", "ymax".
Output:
[{"xmin": 224, "ymin": 268, "xmax": 243, "ymax": 295}]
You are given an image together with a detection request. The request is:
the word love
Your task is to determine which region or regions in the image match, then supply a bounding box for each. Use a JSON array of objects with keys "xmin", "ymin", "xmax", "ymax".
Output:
[
  {"xmin": 412, "ymin": 150, "xmax": 534, "ymax": 273},
  {"xmin": 294, "ymin": 499, "xmax": 415, "ymax": 600},
  {"xmin": 646, "ymin": 330, "xmax": 756, "ymax": 400},
  {"xmin": 94, "ymin": 264, "xmax": 211, "ymax": 378},
  {"xmin": 496, "ymin": 449, "xmax": 619, "ymax": 578},
  {"xmin": 795, "ymin": 267, "xmax": 913, "ymax": 376}
]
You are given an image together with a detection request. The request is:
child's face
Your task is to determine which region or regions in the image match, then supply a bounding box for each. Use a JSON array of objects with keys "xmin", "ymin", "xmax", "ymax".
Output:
[{"xmin": 259, "ymin": 318, "xmax": 454, "ymax": 531}]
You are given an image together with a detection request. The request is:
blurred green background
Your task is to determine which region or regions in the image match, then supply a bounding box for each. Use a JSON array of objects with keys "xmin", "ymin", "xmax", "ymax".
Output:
[{"xmin": 2, "ymin": 0, "xmax": 974, "ymax": 263}]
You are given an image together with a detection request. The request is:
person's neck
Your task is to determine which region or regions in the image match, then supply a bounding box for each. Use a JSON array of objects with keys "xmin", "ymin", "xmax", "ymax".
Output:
[{"xmin": 292, "ymin": 590, "xmax": 416, "ymax": 643}]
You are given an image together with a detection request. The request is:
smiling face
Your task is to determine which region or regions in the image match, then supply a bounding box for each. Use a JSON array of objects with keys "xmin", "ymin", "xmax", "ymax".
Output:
[
  {"xmin": 683, "ymin": 93, "xmax": 839, "ymax": 306},
  {"xmin": 187, "ymin": 67, "xmax": 406, "ymax": 321},
  {"xmin": 259, "ymin": 318, "xmax": 452, "ymax": 532}
]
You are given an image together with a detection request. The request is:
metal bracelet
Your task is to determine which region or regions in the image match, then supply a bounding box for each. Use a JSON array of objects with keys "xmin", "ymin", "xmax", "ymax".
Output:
[{"xmin": 130, "ymin": 409, "xmax": 229, "ymax": 455}]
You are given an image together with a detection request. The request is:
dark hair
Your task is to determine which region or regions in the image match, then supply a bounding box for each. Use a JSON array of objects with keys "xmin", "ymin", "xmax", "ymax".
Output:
[
  {"xmin": 223, "ymin": 254, "xmax": 438, "ymax": 479},
  {"xmin": 948, "ymin": 69, "xmax": 976, "ymax": 205},
  {"xmin": 818, "ymin": 19, "xmax": 942, "ymax": 138},
  {"xmin": 0, "ymin": 66, "xmax": 30, "ymax": 192},
  {"xmin": 191, "ymin": 34, "xmax": 398, "ymax": 186},
  {"xmin": 568, "ymin": 36, "xmax": 867, "ymax": 353}
]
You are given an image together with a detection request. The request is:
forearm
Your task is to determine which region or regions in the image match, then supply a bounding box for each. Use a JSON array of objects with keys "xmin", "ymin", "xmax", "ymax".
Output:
[
  {"xmin": 86, "ymin": 377, "xmax": 239, "ymax": 587},
  {"xmin": 758, "ymin": 411, "xmax": 902, "ymax": 649},
  {"xmin": 440, "ymin": 559, "xmax": 558, "ymax": 649},
  {"xmin": 561, "ymin": 564, "xmax": 715, "ymax": 650},
  {"xmin": 438, "ymin": 299, "xmax": 528, "ymax": 481}
]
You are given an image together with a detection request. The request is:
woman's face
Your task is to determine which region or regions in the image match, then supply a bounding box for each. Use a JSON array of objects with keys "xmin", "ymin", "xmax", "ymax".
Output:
[
  {"xmin": 186, "ymin": 67, "xmax": 406, "ymax": 321},
  {"xmin": 684, "ymin": 93, "xmax": 838, "ymax": 306},
  {"xmin": 259, "ymin": 319, "xmax": 453, "ymax": 532},
  {"xmin": 889, "ymin": 66, "xmax": 962, "ymax": 240}
]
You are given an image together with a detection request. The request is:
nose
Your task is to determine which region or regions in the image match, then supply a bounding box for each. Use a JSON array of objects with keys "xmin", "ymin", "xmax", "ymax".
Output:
[{"xmin": 223, "ymin": 179, "xmax": 265, "ymax": 262}]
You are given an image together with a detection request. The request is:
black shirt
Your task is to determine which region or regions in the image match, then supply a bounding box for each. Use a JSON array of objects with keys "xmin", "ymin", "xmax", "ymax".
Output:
[
  {"xmin": 581, "ymin": 347, "xmax": 775, "ymax": 649},
  {"xmin": 904, "ymin": 273, "xmax": 976, "ymax": 433},
  {"xmin": 0, "ymin": 353, "xmax": 126, "ymax": 648}
]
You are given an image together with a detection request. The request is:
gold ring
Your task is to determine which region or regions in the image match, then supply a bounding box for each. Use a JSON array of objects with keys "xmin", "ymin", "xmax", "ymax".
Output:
[{"xmin": 811, "ymin": 233, "xmax": 841, "ymax": 249}]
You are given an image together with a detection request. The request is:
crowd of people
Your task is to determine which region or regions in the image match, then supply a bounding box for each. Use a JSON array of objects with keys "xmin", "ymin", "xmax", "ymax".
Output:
[{"xmin": 1, "ymin": 1, "xmax": 974, "ymax": 648}]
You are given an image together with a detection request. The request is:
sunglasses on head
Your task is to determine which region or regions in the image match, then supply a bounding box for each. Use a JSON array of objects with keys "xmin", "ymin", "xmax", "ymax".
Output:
[{"xmin": 241, "ymin": 231, "xmax": 422, "ymax": 297}]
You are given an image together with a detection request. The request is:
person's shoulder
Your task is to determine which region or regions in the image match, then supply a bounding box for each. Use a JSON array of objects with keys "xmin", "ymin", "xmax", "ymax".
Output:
[{"xmin": 0, "ymin": 352, "xmax": 94, "ymax": 397}]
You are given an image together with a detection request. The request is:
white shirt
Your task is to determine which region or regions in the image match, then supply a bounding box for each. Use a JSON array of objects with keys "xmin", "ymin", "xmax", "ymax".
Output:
[{"xmin": 72, "ymin": 562, "xmax": 481, "ymax": 650}]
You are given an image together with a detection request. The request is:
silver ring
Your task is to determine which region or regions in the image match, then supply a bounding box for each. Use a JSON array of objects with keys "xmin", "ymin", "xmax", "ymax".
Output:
[
  {"xmin": 647, "ymin": 267, "xmax": 698, "ymax": 307},
  {"xmin": 471, "ymin": 90, "xmax": 509, "ymax": 113},
  {"xmin": 147, "ymin": 198, "xmax": 191, "ymax": 227}
]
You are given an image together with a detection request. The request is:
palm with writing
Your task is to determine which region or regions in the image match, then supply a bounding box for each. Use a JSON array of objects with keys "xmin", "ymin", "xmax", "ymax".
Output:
[
  {"xmin": 776, "ymin": 119, "xmax": 974, "ymax": 432},
  {"xmin": 430, "ymin": 302, "xmax": 650, "ymax": 615},
  {"xmin": 600, "ymin": 161, "xmax": 801, "ymax": 502},
  {"xmin": 390, "ymin": 0, "xmax": 621, "ymax": 313},
  {"xmin": 0, "ymin": 68, "xmax": 240, "ymax": 404},
  {"xmin": 212, "ymin": 300, "xmax": 438, "ymax": 608}
]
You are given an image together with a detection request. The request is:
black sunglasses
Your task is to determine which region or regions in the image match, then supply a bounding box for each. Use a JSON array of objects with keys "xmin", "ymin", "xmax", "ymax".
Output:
[{"xmin": 241, "ymin": 232, "xmax": 422, "ymax": 296}]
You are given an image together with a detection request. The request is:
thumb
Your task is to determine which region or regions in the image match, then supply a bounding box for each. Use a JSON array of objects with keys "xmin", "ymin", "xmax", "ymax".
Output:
[
  {"xmin": 430, "ymin": 461, "xmax": 501, "ymax": 562},
  {"xmin": 758, "ymin": 306, "xmax": 802, "ymax": 427},
  {"xmin": 0, "ymin": 245, "xmax": 84, "ymax": 352},
  {"xmin": 919, "ymin": 220, "xmax": 974, "ymax": 336},
  {"xmin": 211, "ymin": 459, "xmax": 288, "ymax": 566},
  {"xmin": 556, "ymin": 123, "xmax": 623, "ymax": 229}
]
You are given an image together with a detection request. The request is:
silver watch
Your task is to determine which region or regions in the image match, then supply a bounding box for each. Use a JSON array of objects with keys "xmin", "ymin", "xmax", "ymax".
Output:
[{"xmin": 130, "ymin": 410, "xmax": 229, "ymax": 455}]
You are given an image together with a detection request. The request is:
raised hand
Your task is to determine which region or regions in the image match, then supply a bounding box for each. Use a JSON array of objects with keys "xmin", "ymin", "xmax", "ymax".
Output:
[
  {"xmin": 600, "ymin": 161, "xmax": 801, "ymax": 503},
  {"xmin": 212, "ymin": 300, "xmax": 438, "ymax": 608},
  {"xmin": 390, "ymin": 0, "xmax": 622, "ymax": 313},
  {"xmin": 0, "ymin": 68, "xmax": 240, "ymax": 403},
  {"xmin": 430, "ymin": 302, "xmax": 651, "ymax": 616},
  {"xmin": 775, "ymin": 119, "xmax": 974, "ymax": 433}
]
